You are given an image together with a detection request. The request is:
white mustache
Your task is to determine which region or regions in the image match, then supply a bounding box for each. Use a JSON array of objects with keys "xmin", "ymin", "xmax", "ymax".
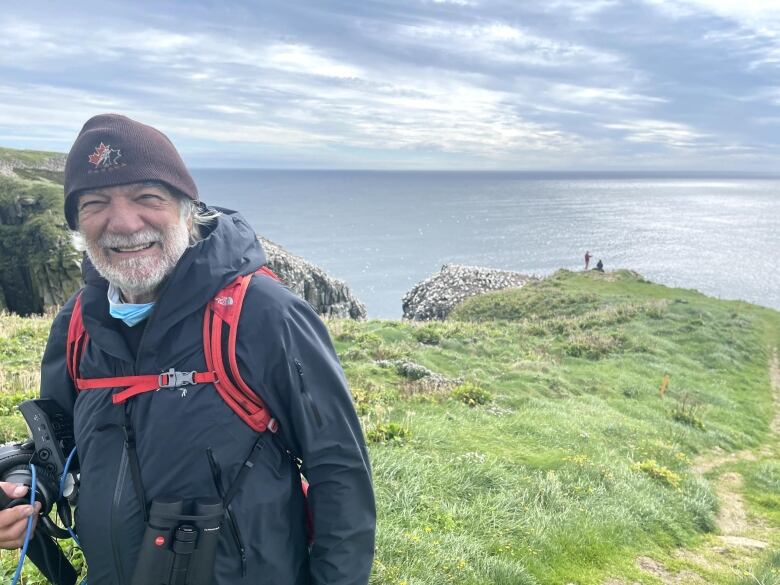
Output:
[{"xmin": 98, "ymin": 229, "xmax": 162, "ymax": 249}]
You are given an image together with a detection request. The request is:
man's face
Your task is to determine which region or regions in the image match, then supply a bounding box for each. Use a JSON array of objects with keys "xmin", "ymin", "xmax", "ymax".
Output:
[{"xmin": 77, "ymin": 183, "xmax": 191, "ymax": 298}]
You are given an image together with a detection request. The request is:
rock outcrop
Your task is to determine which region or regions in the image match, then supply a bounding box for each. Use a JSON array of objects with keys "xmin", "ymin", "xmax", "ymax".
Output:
[
  {"xmin": 0, "ymin": 174, "xmax": 81, "ymax": 315},
  {"xmin": 0, "ymin": 152, "xmax": 66, "ymax": 178},
  {"xmin": 259, "ymin": 236, "xmax": 367, "ymax": 320},
  {"xmin": 402, "ymin": 264, "xmax": 537, "ymax": 321}
]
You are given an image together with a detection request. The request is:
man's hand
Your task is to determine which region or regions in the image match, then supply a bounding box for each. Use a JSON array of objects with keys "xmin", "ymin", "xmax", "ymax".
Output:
[{"xmin": 0, "ymin": 482, "xmax": 41, "ymax": 549}]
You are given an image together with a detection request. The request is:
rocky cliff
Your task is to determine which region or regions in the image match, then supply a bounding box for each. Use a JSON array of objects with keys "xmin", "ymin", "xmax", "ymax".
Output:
[
  {"xmin": 402, "ymin": 263, "xmax": 537, "ymax": 320},
  {"xmin": 0, "ymin": 174, "xmax": 81, "ymax": 315},
  {"xmin": 260, "ymin": 236, "xmax": 367, "ymax": 319},
  {"xmin": 0, "ymin": 148, "xmax": 66, "ymax": 180}
]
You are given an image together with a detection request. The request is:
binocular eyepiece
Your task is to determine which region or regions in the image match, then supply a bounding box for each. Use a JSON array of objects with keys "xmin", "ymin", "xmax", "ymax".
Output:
[{"xmin": 131, "ymin": 497, "xmax": 223, "ymax": 585}]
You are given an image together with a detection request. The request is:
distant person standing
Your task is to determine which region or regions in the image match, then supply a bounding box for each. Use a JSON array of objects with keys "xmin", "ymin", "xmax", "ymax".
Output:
[
  {"xmin": 596, "ymin": 259, "xmax": 604, "ymax": 272},
  {"xmin": 584, "ymin": 251, "xmax": 592, "ymax": 270}
]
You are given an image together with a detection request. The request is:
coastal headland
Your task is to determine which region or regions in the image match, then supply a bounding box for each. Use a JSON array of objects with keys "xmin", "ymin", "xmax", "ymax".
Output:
[{"xmin": 1, "ymin": 147, "xmax": 779, "ymax": 583}]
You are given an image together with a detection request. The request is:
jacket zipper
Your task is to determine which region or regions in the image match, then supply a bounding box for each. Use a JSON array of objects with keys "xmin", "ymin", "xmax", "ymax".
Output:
[
  {"xmin": 294, "ymin": 359, "xmax": 323, "ymax": 428},
  {"xmin": 206, "ymin": 447, "xmax": 248, "ymax": 576},
  {"xmin": 111, "ymin": 449, "xmax": 129, "ymax": 585}
]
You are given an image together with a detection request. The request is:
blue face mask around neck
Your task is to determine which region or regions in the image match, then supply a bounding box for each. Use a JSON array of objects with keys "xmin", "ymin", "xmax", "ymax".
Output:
[{"xmin": 107, "ymin": 284, "xmax": 155, "ymax": 327}]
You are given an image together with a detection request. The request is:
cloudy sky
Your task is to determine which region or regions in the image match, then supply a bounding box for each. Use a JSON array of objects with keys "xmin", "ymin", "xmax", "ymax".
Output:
[{"xmin": 1, "ymin": 0, "xmax": 779, "ymax": 170}]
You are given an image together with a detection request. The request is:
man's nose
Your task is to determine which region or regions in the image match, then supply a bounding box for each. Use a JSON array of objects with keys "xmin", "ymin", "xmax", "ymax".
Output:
[{"xmin": 104, "ymin": 199, "xmax": 147, "ymax": 233}]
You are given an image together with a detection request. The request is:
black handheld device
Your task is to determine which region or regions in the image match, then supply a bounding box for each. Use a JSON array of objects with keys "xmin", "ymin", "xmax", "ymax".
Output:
[{"xmin": 0, "ymin": 399, "xmax": 79, "ymax": 585}]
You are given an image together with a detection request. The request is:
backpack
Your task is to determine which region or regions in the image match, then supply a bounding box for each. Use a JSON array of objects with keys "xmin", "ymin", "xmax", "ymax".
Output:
[
  {"xmin": 66, "ymin": 267, "xmax": 280, "ymax": 432},
  {"xmin": 64, "ymin": 267, "xmax": 313, "ymax": 554}
]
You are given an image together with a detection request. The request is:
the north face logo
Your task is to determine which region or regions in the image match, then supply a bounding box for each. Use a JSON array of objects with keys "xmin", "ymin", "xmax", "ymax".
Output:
[
  {"xmin": 214, "ymin": 296, "xmax": 234, "ymax": 306},
  {"xmin": 88, "ymin": 143, "xmax": 122, "ymax": 168}
]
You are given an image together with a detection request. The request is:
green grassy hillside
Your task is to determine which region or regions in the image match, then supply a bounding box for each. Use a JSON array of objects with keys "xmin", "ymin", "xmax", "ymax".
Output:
[
  {"xmin": 1, "ymin": 269, "xmax": 779, "ymax": 584},
  {"xmin": 0, "ymin": 147, "xmax": 62, "ymax": 166}
]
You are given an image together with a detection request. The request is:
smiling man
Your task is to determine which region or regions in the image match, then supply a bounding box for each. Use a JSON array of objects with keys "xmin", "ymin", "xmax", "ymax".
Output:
[
  {"xmin": 76, "ymin": 182, "xmax": 191, "ymax": 304},
  {"xmin": 9, "ymin": 114, "xmax": 376, "ymax": 584}
]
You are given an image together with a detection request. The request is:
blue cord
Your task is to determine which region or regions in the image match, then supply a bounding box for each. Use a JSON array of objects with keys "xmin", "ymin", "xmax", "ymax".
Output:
[
  {"xmin": 58, "ymin": 446, "xmax": 82, "ymax": 548},
  {"xmin": 60, "ymin": 447, "xmax": 82, "ymax": 549},
  {"xmin": 58, "ymin": 446, "xmax": 78, "ymax": 500},
  {"xmin": 10, "ymin": 464, "xmax": 37, "ymax": 585},
  {"xmin": 67, "ymin": 526, "xmax": 81, "ymax": 548}
]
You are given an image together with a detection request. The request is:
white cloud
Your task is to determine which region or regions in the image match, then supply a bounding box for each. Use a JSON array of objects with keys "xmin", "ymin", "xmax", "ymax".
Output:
[
  {"xmin": 0, "ymin": 17, "xmax": 362, "ymax": 79},
  {"xmin": 113, "ymin": 29, "xmax": 197, "ymax": 52},
  {"xmin": 348, "ymin": 81, "xmax": 583, "ymax": 155},
  {"xmin": 262, "ymin": 44, "xmax": 363, "ymax": 78},
  {"xmin": 0, "ymin": 84, "xmax": 126, "ymax": 120},
  {"xmin": 0, "ymin": 83, "xmax": 132, "ymax": 149},
  {"xmin": 216, "ymin": 73, "xmax": 585, "ymax": 158},
  {"xmin": 604, "ymin": 119, "xmax": 710, "ymax": 148},
  {"xmin": 0, "ymin": 19, "xmax": 87, "ymax": 64},
  {"xmin": 543, "ymin": 0, "xmax": 621, "ymax": 21},
  {"xmin": 204, "ymin": 105, "xmax": 254, "ymax": 115},
  {"xmin": 0, "ymin": 7, "xmax": 772, "ymax": 169},
  {"xmin": 645, "ymin": 0, "xmax": 780, "ymax": 69},
  {"xmin": 646, "ymin": 0, "xmax": 780, "ymax": 29},
  {"xmin": 736, "ymin": 86, "xmax": 780, "ymax": 106},
  {"xmin": 397, "ymin": 21, "xmax": 621, "ymax": 67},
  {"xmin": 430, "ymin": 0, "xmax": 476, "ymax": 5},
  {"xmin": 550, "ymin": 84, "xmax": 667, "ymax": 106}
]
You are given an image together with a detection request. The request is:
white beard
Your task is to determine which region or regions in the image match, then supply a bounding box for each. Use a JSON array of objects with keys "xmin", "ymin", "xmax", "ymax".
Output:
[{"xmin": 83, "ymin": 219, "xmax": 190, "ymax": 297}]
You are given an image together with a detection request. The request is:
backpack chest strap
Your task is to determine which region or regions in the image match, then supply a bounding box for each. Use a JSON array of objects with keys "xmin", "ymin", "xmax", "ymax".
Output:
[
  {"xmin": 76, "ymin": 369, "xmax": 219, "ymax": 404},
  {"xmin": 68, "ymin": 267, "xmax": 282, "ymax": 433}
]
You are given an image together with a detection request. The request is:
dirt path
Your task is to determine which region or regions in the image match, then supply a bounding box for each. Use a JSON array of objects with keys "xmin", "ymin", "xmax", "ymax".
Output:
[{"xmin": 607, "ymin": 348, "xmax": 779, "ymax": 585}]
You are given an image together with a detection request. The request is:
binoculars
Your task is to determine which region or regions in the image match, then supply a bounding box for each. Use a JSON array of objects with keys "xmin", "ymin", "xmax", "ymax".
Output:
[{"xmin": 131, "ymin": 497, "xmax": 223, "ymax": 585}]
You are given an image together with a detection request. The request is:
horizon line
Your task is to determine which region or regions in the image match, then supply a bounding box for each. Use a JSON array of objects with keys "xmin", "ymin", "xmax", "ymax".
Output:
[
  {"xmin": 189, "ymin": 168, "xmax": 780, "ymax": 177},
  {"xmin": 3, "ymin": 146, "xmax": 780, "ymax": 177}
]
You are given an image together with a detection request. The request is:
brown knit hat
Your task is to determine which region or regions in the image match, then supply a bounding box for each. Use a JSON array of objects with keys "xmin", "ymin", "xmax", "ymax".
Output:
[{"xmin": 63, "ymin": 113, "xmax": 198, "ymax": 229}]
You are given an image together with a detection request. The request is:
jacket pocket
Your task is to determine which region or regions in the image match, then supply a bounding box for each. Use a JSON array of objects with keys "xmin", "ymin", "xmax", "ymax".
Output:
[{"xmin": 294, "ymin": 359, "xmax": 323, "ymax": 428}]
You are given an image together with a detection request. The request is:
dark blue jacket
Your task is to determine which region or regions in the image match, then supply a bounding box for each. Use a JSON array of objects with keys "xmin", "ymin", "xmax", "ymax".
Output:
[{"xmin": 40, "ymin": 210, "xmax": 375, "ymax": 584}]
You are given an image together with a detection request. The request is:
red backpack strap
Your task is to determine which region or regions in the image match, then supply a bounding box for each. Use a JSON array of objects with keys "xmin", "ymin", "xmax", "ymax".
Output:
[
  {"xmin": 77, "ymin": 370, "xmax": 219, "ymax": 403},
  {"xmin": 66, "ymin": 292, "xmax": 89, "ymax": 384},
  {"xmin": 204, "ymin": 267, "xmax": 281, "ymax": 433},
  {"xmin": 209, "ymin": 268, "xmax": 314, "ymax": 537},
  {"xmin": 66, "ymin": 269, "xmax": 282, "ymax": 429},
  {"xmin": 68, "ymin": 291, "xmax": 218, "ymax": 404}
]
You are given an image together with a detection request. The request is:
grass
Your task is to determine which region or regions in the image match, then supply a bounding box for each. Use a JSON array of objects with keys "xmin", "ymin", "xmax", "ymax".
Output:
[{"xmin": 1, "ymin": 269, "xmax": 779, "ymax": 584}]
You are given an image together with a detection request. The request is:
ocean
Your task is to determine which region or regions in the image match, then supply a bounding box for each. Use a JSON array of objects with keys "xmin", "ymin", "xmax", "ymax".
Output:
[{"xmin": 190, "ymin": 170, "xmax": 780, "ymax": 319}]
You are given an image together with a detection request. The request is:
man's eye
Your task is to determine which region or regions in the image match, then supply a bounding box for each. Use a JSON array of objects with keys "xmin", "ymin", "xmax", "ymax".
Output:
[
  {"xmin": 138, "ymin": 194, "xmax": 164, "ymax": 201},
  {"xmin": 80, "ymin": 201, "xmax": 101, "ymax": 210}
]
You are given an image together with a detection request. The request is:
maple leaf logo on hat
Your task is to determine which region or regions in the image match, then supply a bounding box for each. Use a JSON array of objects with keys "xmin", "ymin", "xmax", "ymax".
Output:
[{"xmin": 88, "ymin": 142, "xmax": 122, "ymax": 168}]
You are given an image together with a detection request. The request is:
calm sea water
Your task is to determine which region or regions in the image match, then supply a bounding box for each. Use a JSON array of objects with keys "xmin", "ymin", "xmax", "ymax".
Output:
[{"xmin": 191, "ymin": 170, "xmax": 780, "ymax": 319}]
